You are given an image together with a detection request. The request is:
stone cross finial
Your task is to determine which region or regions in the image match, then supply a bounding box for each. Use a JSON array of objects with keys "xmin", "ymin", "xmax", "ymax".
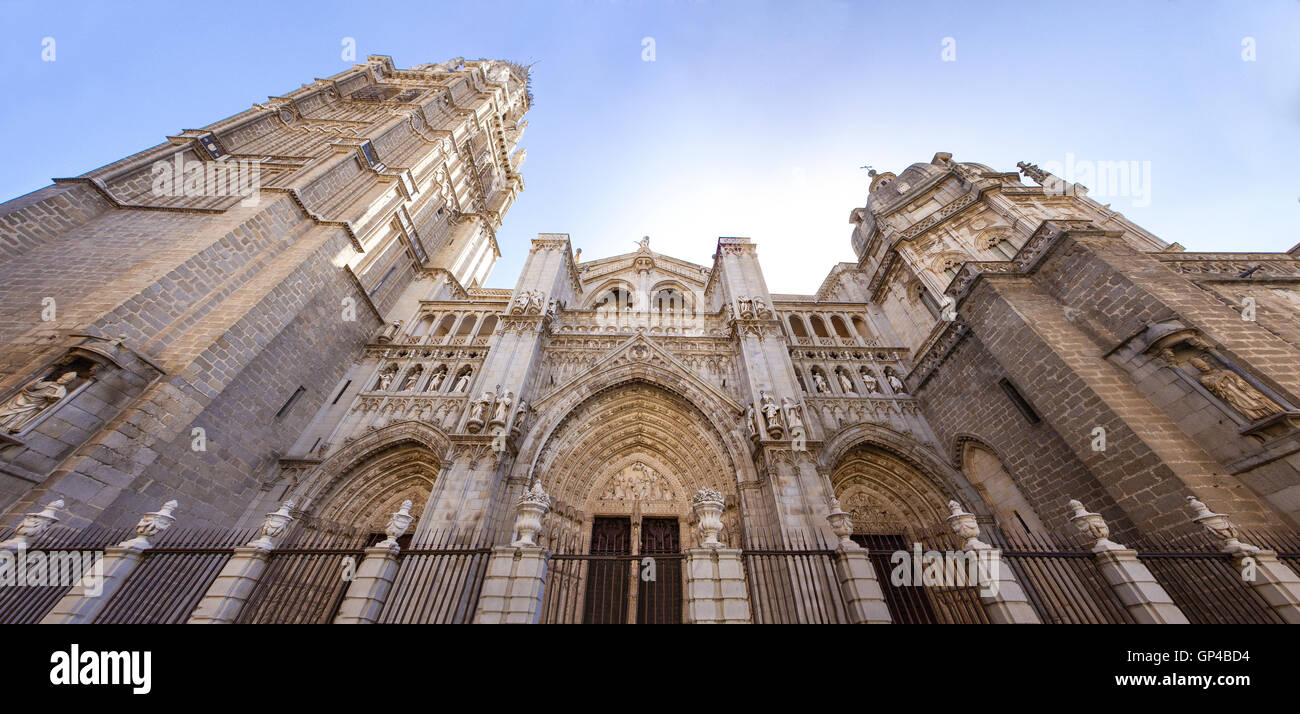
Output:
[
  {"xmin": 247, "ymin": 499, "xmax": 296, "ymax": 550},
  {"xmin": 946, "ymin": 500, "xmax": 991, "ymax": 551},
  {"xmin": 1065, "ymin": 499, "xmax": 1123, "ymax": 552},
  {"xmin": 377, "ymin": 499, "xmax": 415, "ymax": 549},
  {"xmin": 0, "ymin": 497, "xmax": 64, "ymax": 551},
  {"xmin": 1186, "ymin": 496, "xmax": 1258, "ymax": 554},
  {"xmin": 692, "ymin": 488, "xmax": 726, "ymax": 547},
  {"xmin": 119, "ymin": 499, "xmax": 179, "ymax": 550},
  {"xmin": 512, "ymin": 482, "xmax": 550, "ymax": 547}
]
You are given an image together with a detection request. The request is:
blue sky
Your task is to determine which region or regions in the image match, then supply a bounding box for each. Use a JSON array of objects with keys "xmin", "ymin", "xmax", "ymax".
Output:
[{"xmin": 3, "ymin": 0, "xmax": 1297, "ymax": 293}]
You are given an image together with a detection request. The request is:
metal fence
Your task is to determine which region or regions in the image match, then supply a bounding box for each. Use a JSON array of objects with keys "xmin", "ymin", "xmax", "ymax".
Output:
[
  {"xmin": 539, "ymin": 533, "xmax": 686, "ymax": 624},
  {"xmin": 94, "ymin": 528, "xmax": 252, "ymax": 624},
  {"xmin": 0, "ymin": 525, "xmax": 129, "ymax": 624},
  {"xmin": 234, "ymin": 526, "xmax": 369, "ymax": 624},
  {"xmin": 743, "ymin": 528, "xmax": 849, "ymax": 624},
  {"xmin": 378, "ymin": 528, "xmax": 491, "ymax": 624}
]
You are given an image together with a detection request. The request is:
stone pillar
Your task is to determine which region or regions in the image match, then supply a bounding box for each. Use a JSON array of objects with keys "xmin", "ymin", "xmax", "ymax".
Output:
[
  {"xmin": 334, "ymin": 499, "xmax": 414, "ymax": 624},
  {"xmin": 1186, "ymin": 497, "xmax": 1300, "ymax": 624},
  {"xmin": 1066, "ymin": 499, "xmax": 1188, "ymax": 624},
  {"xmin": 684, "ymin": 548, "xmax": 750, "ymax": 623},
  {"xmin": 946, "ymin": 500, "xmax": 1040, "ymax": 624},
  {"xmin": 473, "ymin": 482, "xmax": 551, "ymax": 623},
  {"xmin": 826, "ymin": 500, "xmax": 890, "ymax": 624},
  {"xmin": 189, "ymin": 499, "xmax": 295, "ymax": 624},
  {"xmin": 682, "ymin": 488, "xmax": 751, "ymax": 623},
  {"xmin": 41, "ymin": 499, "xmax": 178, "ymax": 624},
  {"xmin": 474, "ymin": 545, "xmax": 550, "ymax": 624}
]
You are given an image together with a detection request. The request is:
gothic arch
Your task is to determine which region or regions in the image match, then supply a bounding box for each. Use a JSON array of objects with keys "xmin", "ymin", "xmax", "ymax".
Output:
[
  {"xmin": 510, "ymin": 338, "xmax": 757, "ymax": 546},
  {"xmin": 952, "ymin": 433, "xmax": 1044, "ymax": 534},
  {"xmin": 291, "ymin": 421, "xmax": 453, "ymax": 529},
  {"xmin": 820, "ymin": 422, "xmax": 986, "ymax": 531}
]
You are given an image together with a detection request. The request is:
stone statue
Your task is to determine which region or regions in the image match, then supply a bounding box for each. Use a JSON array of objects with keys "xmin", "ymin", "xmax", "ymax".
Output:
[
  {"xmin": 887, "ymin": 373, "xmax": 906, "ymax": 395},
  {"xmin": 492, "ymin": 390, "xmax": 513, "ymax": 423},
  {"xmin": 745, "ymin": 404, "xmax": 758, "ymax": 436},
  {"xmin": 511, "ymin": 291, "xmax": 530, "ymax": 314},
  {"xmin": 636, "ymin": 236, "xmax": 650, "ymax": 252},
  {"xmin": 452, "ymin": 371, "xmax": 472, "ymax": 392},
  {"xmin": 736, "ymin": 296, "xmax": 753, "ymax": 318},
  {"xmin": 426, "ymin": 368, "xmax": 446, "ymax": 391},
  {"xmin": 860, "ymin": 370, "xmax": 879, "ymax": 394},
  {"xmin": 813, "ymin": 372, "xmax": 830, "ymax": 394},
  {"xmin": 782, "ymin": 397, "xmax": 804, "ymax": 432},
  {"xmin": 376, "ymin": 364, "xmax": 398, "ymax": 390},
  {"xmin": 752, "ymin": 297, "xmax": 771, "ymax": 318},
  {"xmin": 837, "ymin": 371, "xmax": 855, "ymax": 394},
  {"xmin": 527, "ymin": 290, "xmax": 544, "ymax": 313},
  {"xmin": 1189, "ymin": 357, "xmax": 1284, "ymax": 421},
  {"xmin": 0, "ymin": 372, "xmax": 77, "ymax": 433},
  {"xmin": 760, "ymin": 391, "xmax": 783, "ymax": 434},
  {"xmin": 469, "ymin": 393, "xmax": 492, "ymax": 422}
]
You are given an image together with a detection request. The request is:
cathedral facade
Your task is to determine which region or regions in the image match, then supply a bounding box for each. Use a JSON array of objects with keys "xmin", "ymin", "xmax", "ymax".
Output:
[{"xmin": 3, "ymin": 56, "xmax": 1300, "ymax": 624}]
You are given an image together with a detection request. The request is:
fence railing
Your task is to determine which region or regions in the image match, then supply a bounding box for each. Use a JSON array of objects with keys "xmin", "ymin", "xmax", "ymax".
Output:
[
  {"xmin": 743, "ymin": 528, "xmax": 848, "ymax": 624},
  {"xmin": 378, "ymin": 528, "xmax": 491, "ymax": 624}
]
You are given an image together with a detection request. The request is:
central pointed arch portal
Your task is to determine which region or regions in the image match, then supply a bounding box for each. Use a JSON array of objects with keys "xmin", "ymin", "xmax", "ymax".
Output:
[{"xmin": 505, "ymin": 341, "xmax": 772, "ymax": 622}]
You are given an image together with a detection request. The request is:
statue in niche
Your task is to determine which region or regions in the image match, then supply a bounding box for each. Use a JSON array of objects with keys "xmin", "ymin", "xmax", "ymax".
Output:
[
  {"xmin": 813, "ymin": 372, "xmax": 830, "ymax": 394},
  {"xmin": 745, "ymin": 404, "xmax": 759, "ymax": 437},
  {"xmin": 425, "ymin": 367, "xmax": 447, "ymax": 391},
  {"xmin": 376, "ymin": 364, "xmax": 398, "ymax": 390},
  {"xmin": 0, "ymin": 372, "xmax": 77, "ymax": 434},
  {"xmin": 398, "ymin": 366, "xmax": 422, "ymax": 391},
  {"xmin": 782, "ymin": 397, "xmax": 805, "ymax": 433},
  {"xmin": 492, "ymin": 390, "xmax": 513, "ymax": 423},
  {"xmin": 837, "ymin": 370, "xmax": 856, "ymax": 394},
  {"xmin": 452, "ymin": 370, "xmax": 472, "ymax": 392},
  {"xmin": 885, "ymin": 369, "xmax": 907, "ymax": 396},
  {"xmin": 860, "ymin": 369, "xmax": 880, "ymax": 394},
  {"xmin": 760, "ymin": 391, "xmax": 782, "ymax": 429},
  {"xmin": 1188, "ymin": 357, "xmax": 1285, "ymax": 421}
]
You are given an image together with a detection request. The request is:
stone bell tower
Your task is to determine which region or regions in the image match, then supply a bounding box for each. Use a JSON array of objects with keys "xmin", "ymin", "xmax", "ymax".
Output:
[{"xmin": 0, "ymin": 55, "xmax": 531, "ymax": 528}]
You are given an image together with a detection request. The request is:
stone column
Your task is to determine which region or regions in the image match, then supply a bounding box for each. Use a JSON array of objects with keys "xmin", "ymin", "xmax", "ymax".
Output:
[
  {"xmin": 1066, "ymin": 499, "xmax": 1188, "ymax": 624},
  {"xmin": 41, "ymin": 499, "xmax": 178, "ymax": 624},
  {"xmin": 826, "ymin": 500, "xmax": 891, "ymax": 624},
  {"xmin": 473, "ymin": 482, "xmax": 551, "ymax": 624},
  {"xmin": 189, "ymin": 500, "xmax": 295, "ymax": 624},
  {"xmin": 683, "ymin": 488, "xmax": 751, "ymax": 623},
  {"xmin": 946, "ymin": 500, "xmax": 1040, "ymax": 623},
  {"xmin": 334, "ymin": 500, "xmax": 414, "ymax": 624},
  {"xmin": 1187, "ymin": 497, "xmax": 1300, "ymax": 624}
]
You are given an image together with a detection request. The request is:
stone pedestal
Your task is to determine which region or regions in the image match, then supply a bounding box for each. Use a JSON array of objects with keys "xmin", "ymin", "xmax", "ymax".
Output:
[
  {"xmin": 1094, "ymin": 548, "xmax": 1188, "ymax": 624},
  {"xmin": 831, "ymin": 544, "xmax": 891, "ymax": 624},
  {"xmin": 684, "ymin": 547, "xmax": 750, "ymax": 623},
  {"xmin": 334, "ymin": 545, "xmax": 403, "ymax": 624},
  {"xmin": 473, "ymin": 545, "xmax": 549, "ymax": 623},
  {"xmin": 188, "ymin": 546, "xmax": 272, "ymax": 623},
  {"xmin": 1234, "ymin": 550, "xmax": 1300, "ymax": 624},
  {"xmin": 972, "ymin": 550, "xmax": 1040, "ymax": 624},
  {"xmin": 40, "ymin": 545, "xmax": 141, "ymax": 624}
]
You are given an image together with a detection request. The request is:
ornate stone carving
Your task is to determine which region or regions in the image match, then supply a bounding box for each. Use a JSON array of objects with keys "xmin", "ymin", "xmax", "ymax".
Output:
[
  {"xmin": 945, "ymin": 500, "xmax": 991, "ymax": 550},
  {"xmin": 826, "ymin": 497, "xmax": 855, "ymax": 547},
  {"xmin": 1188, "ymin": 357, "xmax": 1285, "ymax": 422},
  {"xmin": 0, "ymin": 372, "xmax": 78, "ymax": 434},
  {"xmin": 511, "ymin": 288, "xmax": 546, "ymax": 315},
  {"xmin": 512, "ymin": 482, "xmax": 550, "ymax": 547},
  {"xmin": 120, "ymin": 499, "xmax": 179, "ymax": 550},
  {"xmin": 0, "ymin": 497, "xmax": 64, "ymax": 550},
  {"xmin": 248, "ymin": 499, "xmax": 296, "ymax": 550},
  {"xmin": 1065, "ymin": 499, "xmax": 1122, "ymax": 552},
  {"xmin": 759, "ymin": 391, "xmax": 784, "ymax": 438},
  {"xmin": 466, "ymin": 391, "xmax": 492, "ymax": 432},
  {"xmin": 1186, "ymin": 497, "xmax": 1258, "ymax": 554},
  {"xmin": 598, "ymin": 461, "xmax": 676, "ymax": 501},
  {"xmin": 692, "ymin": 487, "xmax": 725, "ymax": 547},
  {"xmin": 377, "ymin": 499, "xmax": 415, "ymax": 548}
]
